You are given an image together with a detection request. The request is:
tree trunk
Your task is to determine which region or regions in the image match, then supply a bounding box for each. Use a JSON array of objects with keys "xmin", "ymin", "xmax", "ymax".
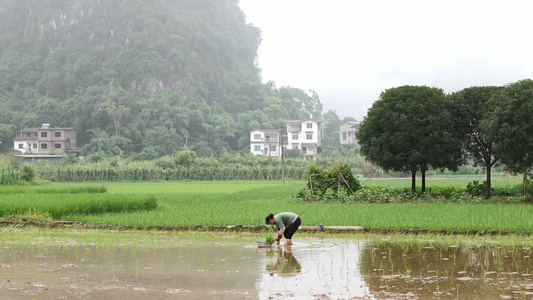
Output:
[
  {"xmin": 421, "ymin": 168, "xmax": 426, "ymax": 194},
  {"xmin": 485, "ymin": 163, "xmax": 492, "ymax": 199},
  {"xmin": 411, "ymin": 170, "xmax": 416, "ymax": 194},
  {"xmin": 522, "ymin": 170, "xmax": 528, "ymax": 198}
]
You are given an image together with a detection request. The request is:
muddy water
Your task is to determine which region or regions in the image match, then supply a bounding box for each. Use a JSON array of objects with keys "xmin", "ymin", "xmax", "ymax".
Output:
[{"xmin": 1, "ymin": 233, "xmax": 533, "ymax": 299}]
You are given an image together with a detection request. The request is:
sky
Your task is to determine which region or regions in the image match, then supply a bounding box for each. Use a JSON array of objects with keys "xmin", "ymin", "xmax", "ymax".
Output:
[{"xmin": 238, "ymin": 0, "xmax": 533, "ymax": 121}]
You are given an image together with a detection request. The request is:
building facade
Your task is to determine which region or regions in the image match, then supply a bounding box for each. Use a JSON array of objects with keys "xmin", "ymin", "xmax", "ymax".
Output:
[
  {"xmin": 285, "ymin": 119, "xmax": 322, "ymax": 160},
  {"xmin": 249, "ymin": 129, "xmax": 282, "ymax": 157},
  {"xmin": 339, "ymin": 121, "xmax": 360, "ymax": 145},
  {"xmin": 14, "ymin": 124, "xmax": 77, "ymax": 154}
]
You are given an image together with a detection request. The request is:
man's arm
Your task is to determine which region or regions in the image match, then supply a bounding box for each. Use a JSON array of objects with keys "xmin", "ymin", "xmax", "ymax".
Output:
[{"xmin": 276, "ymin": 226, "xmax": 285, "ymax": 244}]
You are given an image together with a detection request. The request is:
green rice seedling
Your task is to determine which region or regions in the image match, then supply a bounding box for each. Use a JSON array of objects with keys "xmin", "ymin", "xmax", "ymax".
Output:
[
  {"xmin": 265, "ymin": 236, "xmax": 276, "ymax": 244},
  {"xmin": 0, "ymin": 193, "xmax": 157, "ymax": 219},
  {"xmin": 5, "ymin": 180, "xmax": 532, "ymax": 232}
]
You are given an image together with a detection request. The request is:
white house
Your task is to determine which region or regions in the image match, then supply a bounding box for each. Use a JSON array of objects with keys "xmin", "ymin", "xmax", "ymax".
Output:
[
  {"xmin": 13, "ymin": 123, "xmax": 77, "ymax": 154},
  {"xmin": 249, "ymin": 129, "xmax": 282, "ymax": 157},
  {"xmin": 285, "ymin": 119, "xmax": 322, "ymax": 159},
  {"xmin": 339, "ymin": 121, "xmax": 360, "ymax": 145}
]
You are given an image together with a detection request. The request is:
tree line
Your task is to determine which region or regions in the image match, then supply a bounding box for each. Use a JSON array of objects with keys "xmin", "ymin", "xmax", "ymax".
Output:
[{"xmin": 357, "ymin": 81, "xmax": 533, "ymax": 197}]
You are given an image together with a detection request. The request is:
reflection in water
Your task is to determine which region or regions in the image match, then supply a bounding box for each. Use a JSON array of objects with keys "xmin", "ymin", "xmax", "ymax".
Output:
[
  {"xmin": 258, "ymin": 240, "xmax": 372, "ymax": 299},
  {"xmin": 360, "ymin": 241, "xmax": 533, "ymax": 299},
  {"xmin": 266, "ymin": 247, "xmax": 302, "ymax": 277}
]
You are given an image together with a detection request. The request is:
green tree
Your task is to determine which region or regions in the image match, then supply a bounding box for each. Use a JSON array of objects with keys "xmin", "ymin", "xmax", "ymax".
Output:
[
  {"xmin": 357, "ymin": 85, "xmax": 464, "ymax": 193},
  {"xmin": 483, "ymin": 79, "xmax": 533, "ymax": 196},
  {"xmin": 99, "ymin": 82, "xmax": 130, "ymax": 137},
  {"xmin": 140, "ymin": 126, "xmax": 182, "ymax": 160},
  {"xmin": 320, "ymin": 109, "xmax": 342, "ymax": 153},
  {"xmin": 450, "ymin": 86, "xmax": 502, "ymax": 198},
  {"xmin": 175, "ymin": 150, "xmax": 197, "ymax": 167},
  {"xmin": 82, "ymin": 129, "xmax": 132, "ymax": 158}
]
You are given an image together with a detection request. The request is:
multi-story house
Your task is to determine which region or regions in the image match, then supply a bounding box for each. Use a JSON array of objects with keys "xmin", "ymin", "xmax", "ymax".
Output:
[
  {"xmin": 339, "ymin": 121, "xmax": 360, "ymax": 145},
  {"xmin": 285, "ymin": 118, "xmax": 322, "ymax": 160},
  {"xmin": 14, "ymin": 123, "xmax": 77, "ymax": 154},
  {"xmin": 249, "ymin": 129, "xmax": 282, "ymax": 157}
]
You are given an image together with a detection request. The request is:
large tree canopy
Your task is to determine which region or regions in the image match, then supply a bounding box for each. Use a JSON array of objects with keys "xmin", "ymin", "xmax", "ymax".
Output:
[
  {"xmin": 449, "ymin": 86, "xmax": 502, "ymax": 198},
  {"xmin": 483, "ymin": 79, "xmax": 533, "ymax": 196},
  {"xmin": 357, "ymin": 85, "xmax": 464, "ymax": 192}
]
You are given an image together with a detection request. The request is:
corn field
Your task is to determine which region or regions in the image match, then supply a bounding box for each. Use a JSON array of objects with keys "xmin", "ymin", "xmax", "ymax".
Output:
[
  {"xmin": 0, "ymin": 164, "xmax": 20, "ymax": 185},
  {"xmin": 38, "ymin": 165, "xmax": 309, "ymax": 182}
]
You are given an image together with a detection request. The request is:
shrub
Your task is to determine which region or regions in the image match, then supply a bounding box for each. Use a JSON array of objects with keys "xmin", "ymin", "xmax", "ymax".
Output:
[
  {"xmin": 175, "ymin": 150, "xmax": 196, "ymax": 167},
  {"xmin": 466, "ymin": 180, "xmax": 492, "ymax": 197},
  {"xmin": 298, "ymin": 164, "xmax": 361, "ymax": 200},
  {"xmin": 20, "ymin": 165, "xmax": 35, "ymax": 182}
]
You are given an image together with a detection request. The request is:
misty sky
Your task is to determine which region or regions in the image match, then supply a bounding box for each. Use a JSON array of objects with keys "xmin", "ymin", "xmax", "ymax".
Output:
[{"xmin": 238, "ymin": 0, "xmax": 533, "ymax": 121}]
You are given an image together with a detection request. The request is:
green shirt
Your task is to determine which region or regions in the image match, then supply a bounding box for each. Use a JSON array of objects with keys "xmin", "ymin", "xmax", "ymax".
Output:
[{"xmin": 274, "ymin": 212, "xmax": 299, "ymax": 234}]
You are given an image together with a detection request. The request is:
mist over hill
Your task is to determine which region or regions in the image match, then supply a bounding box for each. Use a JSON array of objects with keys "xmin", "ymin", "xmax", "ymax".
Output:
[{"xmin": 0, "ymin": 0, "xmax": 323, "ymax": 157}]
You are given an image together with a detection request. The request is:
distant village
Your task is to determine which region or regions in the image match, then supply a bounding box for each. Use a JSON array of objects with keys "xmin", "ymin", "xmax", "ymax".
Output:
[{"xmin": 11, "ymin": 120, "xmax": 360, "ymax": 161}]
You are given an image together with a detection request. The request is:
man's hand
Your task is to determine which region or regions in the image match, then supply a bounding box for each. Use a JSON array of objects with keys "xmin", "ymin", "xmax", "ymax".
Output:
[{"xmin": 276, "ymin": 235, "xmax": 281, "ymax": 245}]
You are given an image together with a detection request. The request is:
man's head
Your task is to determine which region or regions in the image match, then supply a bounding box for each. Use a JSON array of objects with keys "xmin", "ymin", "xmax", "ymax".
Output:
[{"xmin": 266, "ymin": 213, "xmax": 275, "ymax": 225}]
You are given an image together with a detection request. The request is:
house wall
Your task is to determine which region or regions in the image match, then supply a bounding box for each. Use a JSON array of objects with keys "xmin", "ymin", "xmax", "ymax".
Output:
[
  {"xmin": 14, "ymin": 127, "xmax": 77, "ymax": 154},
  {"xmin": 339, "ymin": 122, "xmax": 359, "ymax": 145},
  {"xmin": 249, "ymin": 130, "xmax": 281, "ymax": 157},
  {"xmin": 286, "ymin": 119, "xmax": 321, "ymax": 159}
]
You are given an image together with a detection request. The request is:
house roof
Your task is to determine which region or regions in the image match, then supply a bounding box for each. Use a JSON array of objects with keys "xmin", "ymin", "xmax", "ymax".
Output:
[
  {"xmin": 17, "ymin": 127, "xmax": 76, "ymax": 132},
  {"xmin": 285, "ymin": 119, "xmax": 323, "ymax": 124},
  {"xmin": 341, "ymin": 121, "xmax": 360, "ymax": 125},
  {"xmin": 249, "ymin": 129, "xmax": 281, "ymax": 133}
]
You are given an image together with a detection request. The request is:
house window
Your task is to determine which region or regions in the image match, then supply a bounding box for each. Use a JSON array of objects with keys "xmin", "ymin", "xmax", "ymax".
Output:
[
  {"xmin": 33, "ymin": 143, "xmax": 37, "ymax": 149},
  {"xmin": 292, "ymin": 134, "xmax": 298, "ymax": 140},
  {"xmin": 254, "ymin": 145, "xmax": 261, "ymax": 151},
  {"xmin": 292, "ymin": 145, "xmax": 299, "ymax": 150},
  {"xmin": 254, "ymin": 134, "xmax": 261, "ymax": 140},
  {"xmin": 41, "ymin": 132, "xmax": 48, "ymax": 138},
  {"xmin": 342, "ymin": 132, "xmax": 347, "ymax": 140},
  {"xmin": 271, "ymin": 145, "xmax": 277, "ymax": 152},
  {"xmin": 41, "ymin": 143, "xmax": 48, "ymax": 149},
  {"xmin": 302, "ymin": 146, "xmax": 307, "ymax": 154},
  {"xmin": 55, "ymin": 132, "xmax": 61, "ymax": 138},
  {"xmin": 55, "ymin": 143, "xmax": 62, "ymax": 149},
  {"xmin": 306, "ymin": 123, "xmax": 312, "ymax": 129},
  {"xmin": 18, "ymin": 143, "xmax": 24, "ymax": 149},
  {"xmin": 307, "ymin": 134, "xmax": 313, "ymax": 140},
  {"xmin": 24, "ymin": 132, "xmax": 31, "ymax": 137}
]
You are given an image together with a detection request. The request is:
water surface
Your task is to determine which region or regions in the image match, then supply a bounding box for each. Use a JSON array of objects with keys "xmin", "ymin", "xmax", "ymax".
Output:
[{"xmin": 1, "ymin": 230, "xmax": 532, "ymax": 299}]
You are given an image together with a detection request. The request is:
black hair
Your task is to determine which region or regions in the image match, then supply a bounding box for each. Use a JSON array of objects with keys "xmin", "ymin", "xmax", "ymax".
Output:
[{"xmin": 265, "ymin": 213, "xmax": 274, "ymax": 224}]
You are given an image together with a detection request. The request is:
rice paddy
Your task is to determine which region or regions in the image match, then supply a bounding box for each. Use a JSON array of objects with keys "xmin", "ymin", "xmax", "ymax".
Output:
[
  {"xmin": 1, "ymin": 228, "xmax": 533, "ymax": 299},
  {"xmin": 0, "ymin": 179, "xmax": 531, "ymax": 232},
  {"xmin": 1, "ymin": 178, "xmax": 532, "ymax": 298}
]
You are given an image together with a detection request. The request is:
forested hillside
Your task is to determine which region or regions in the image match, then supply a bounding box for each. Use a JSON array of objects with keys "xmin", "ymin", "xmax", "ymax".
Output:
[{"xmin": 0, "ymin": 0, "xmax": 323, "ymax": 157}]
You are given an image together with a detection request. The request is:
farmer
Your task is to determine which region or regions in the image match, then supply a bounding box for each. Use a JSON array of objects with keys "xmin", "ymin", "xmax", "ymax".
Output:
[{"xmin": 265, "ymin": 212, "xmax": 301, "ymax": 246}]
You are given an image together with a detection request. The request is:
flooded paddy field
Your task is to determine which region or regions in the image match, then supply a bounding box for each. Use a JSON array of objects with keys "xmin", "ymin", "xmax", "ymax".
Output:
[{"xmin": 1, "ymin": 228, "xmax": 533, "ymax": 299}]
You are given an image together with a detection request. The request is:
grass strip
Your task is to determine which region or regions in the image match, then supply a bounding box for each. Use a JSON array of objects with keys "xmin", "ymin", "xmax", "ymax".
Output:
[
  {"xmin": 0, "ymin": 193, "xmax": 156, "ymax": 219},
  {"xmin": 0, "ymin": 185, "xmax": 107, "ymax": 194}
]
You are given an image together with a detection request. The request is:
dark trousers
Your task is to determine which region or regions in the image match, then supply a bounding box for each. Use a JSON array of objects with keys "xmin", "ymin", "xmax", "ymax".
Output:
[{"xmin": 284, "ymin": 217, "xmax": 301, "ymax": 239}]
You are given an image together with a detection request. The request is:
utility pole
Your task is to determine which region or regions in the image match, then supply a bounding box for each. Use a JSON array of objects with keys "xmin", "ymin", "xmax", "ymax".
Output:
[{"xmin": 280, "ymin": 126, "xmax": 285, "ymax": 185}]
